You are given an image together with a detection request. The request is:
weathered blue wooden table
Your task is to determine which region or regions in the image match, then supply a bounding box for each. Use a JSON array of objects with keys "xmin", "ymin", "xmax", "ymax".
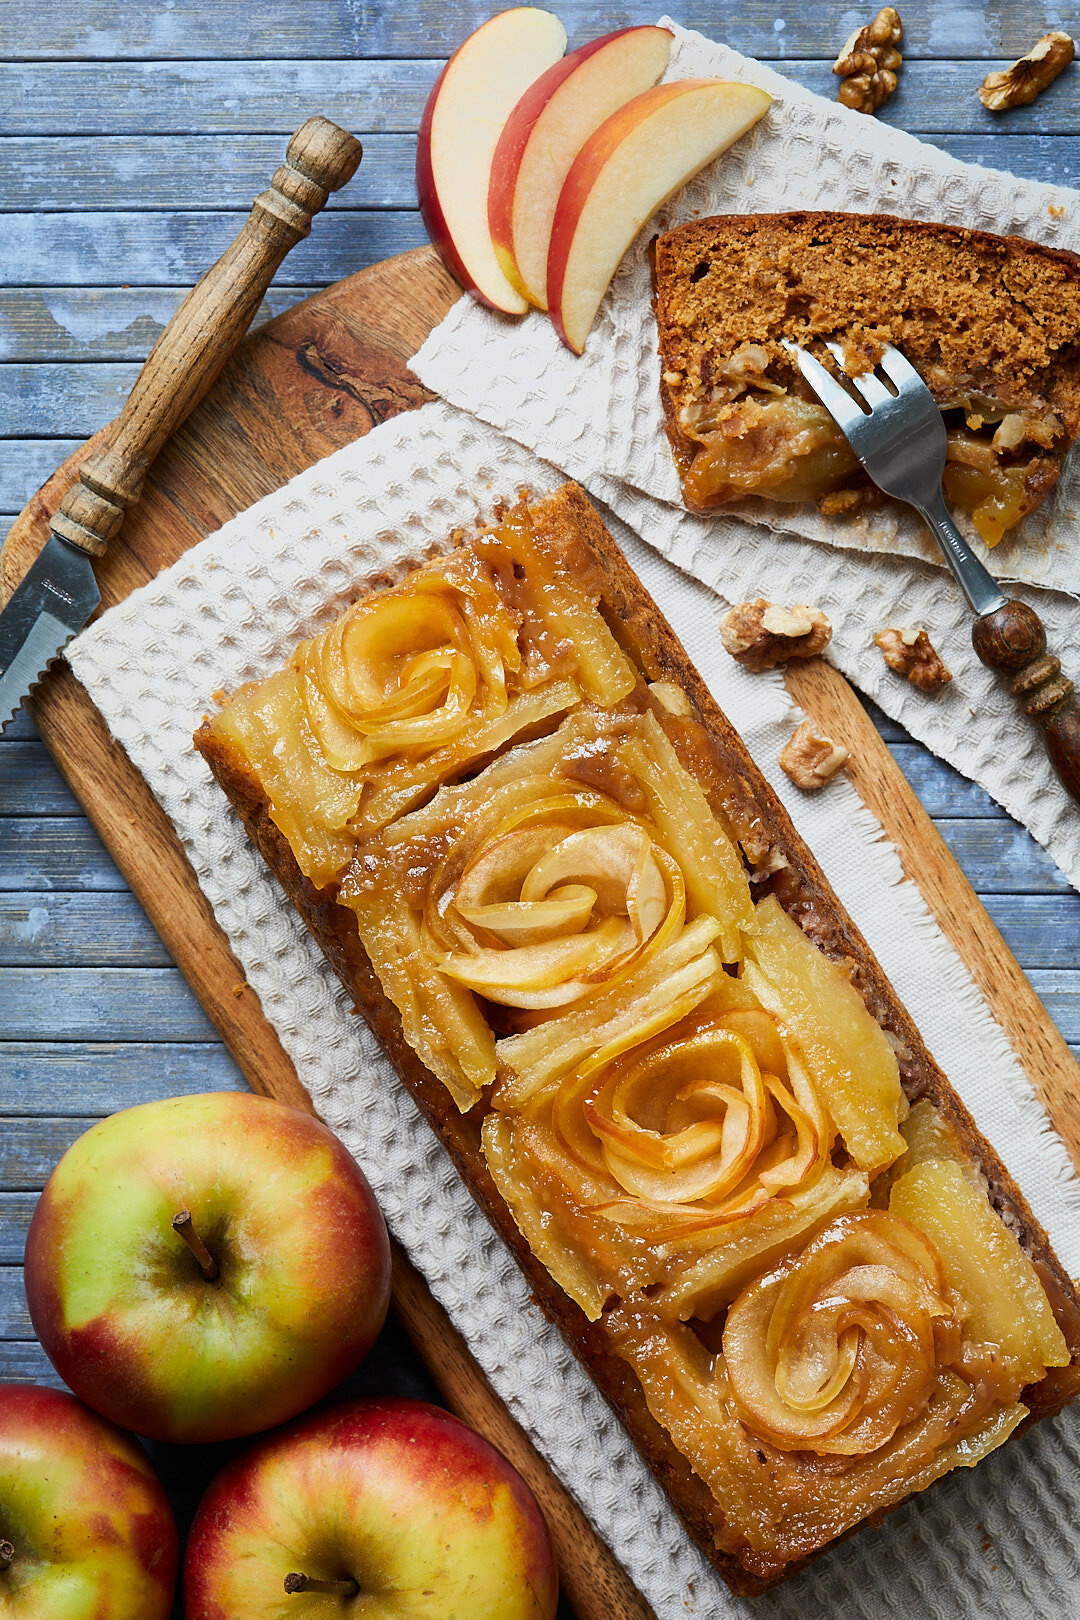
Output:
[{"xmin": 2, "ymin": 0, "xmax": 1079, "ymax": 1609}]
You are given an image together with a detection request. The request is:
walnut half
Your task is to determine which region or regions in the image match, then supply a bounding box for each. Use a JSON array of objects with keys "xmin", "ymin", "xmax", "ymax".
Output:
[
  {"xmin": 874, "ymin": 627, "xmax": 952, "ymax": 692},
  {"xmin": 720, "ymin": 600, "xmax": 832, "ymax": 672},
  {"xmin": 780, "ymin": 720, "xmax": 850, "ymax": 791},
  {"xmin": 979, "ymin": 32, "xmax": 1074, "ymax": 111},
  {"xmin": 834, "ymin": 7, "xmax": 903, "ymax": 114}
]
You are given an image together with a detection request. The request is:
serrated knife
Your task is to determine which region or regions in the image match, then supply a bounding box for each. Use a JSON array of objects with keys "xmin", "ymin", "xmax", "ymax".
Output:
[{"xmin": 0, "ymin": 116, "xmax": 362, "ymax": 732}]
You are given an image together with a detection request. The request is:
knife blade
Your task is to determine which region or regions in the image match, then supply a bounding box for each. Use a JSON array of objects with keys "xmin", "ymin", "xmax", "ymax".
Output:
[
  {"xmin": 0, "ymin": 114, "xmax": 362, "ymax": 735},
  {"xmin": 0, "ymin": 536, "xmax": 101, "ymax": 729}
]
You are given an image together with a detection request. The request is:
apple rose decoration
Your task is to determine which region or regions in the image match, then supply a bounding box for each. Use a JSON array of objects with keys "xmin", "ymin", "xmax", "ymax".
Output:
[
  {"xmin": 205, "ymin": 497, "xmax": 637, "ymax": 886},
  {"xmin": 722, "ymin": 1210, "xmax": 958, "ymax": 1455},
  {"xmin": 297, "ymin": 556, "xmax": 521, "ymax": 773},
  {"xmin": 569, "ymin": 1009, "xmax": 829, "ymax": 1213},
  {"xmin": 429, "ymin": 781, "xmax": 685, "ymax": 1009},
  {"xmin": 484, "ymin": 997, "xmax": 873, "ymax": 1321}
]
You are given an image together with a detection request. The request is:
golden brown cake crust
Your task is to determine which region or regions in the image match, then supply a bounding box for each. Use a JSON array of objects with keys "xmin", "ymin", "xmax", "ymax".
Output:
[
  {"xmin": 195, "ymin": 482, "xmax": 1080, "ymax": 1595},
  {"xmin": 653, "ymin": 210, "xmax": 1080, "ymax": 516}
]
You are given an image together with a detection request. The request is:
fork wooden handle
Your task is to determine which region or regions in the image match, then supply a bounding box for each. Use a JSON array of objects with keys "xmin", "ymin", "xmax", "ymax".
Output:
[
  {"xmin": 50, "ymin": 116, "xmax": 363, "ymax": 560},
  {"xmin": 972, "ymin": 600, "xmax": 1080, "ymax": 804}
]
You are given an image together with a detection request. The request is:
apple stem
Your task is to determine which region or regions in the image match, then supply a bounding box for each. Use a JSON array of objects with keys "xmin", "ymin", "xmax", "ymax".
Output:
[
  {"xmin": 284, "ymin": 1573, "xmax": 360, "ymax": 1597},
  {"xmin": 171, "ymin": 1210, "xmax": 219, "ymax": 1281},
  {"xmin": 0, "ymin": 1540, "xmax": 13, "ymax": 1572}
]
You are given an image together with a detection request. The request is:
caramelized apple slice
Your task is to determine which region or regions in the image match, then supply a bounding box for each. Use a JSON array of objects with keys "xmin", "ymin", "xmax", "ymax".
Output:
[
  {"xmin": 742, "ymin": 895, "xmax": 906, "ymax": 1173},
  {"xmin": 494, "ymin": 913, "xmax": 730, "ymax": 1108},
  {"xmin": 889, "ymin": 1158, "xmax": 1069, "ymax": 1381}
]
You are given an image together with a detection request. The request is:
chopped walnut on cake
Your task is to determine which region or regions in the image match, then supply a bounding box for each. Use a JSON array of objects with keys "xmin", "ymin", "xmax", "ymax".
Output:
[
  {"xmin": 780, "ymin": 720, "xmax": 850, "ymax": 790},
  {"xmin": 875, "ymin": 628, "xmax": 952, "ymax": 692},
  {"xmin": 720, "ymin": 600, "xmax": 832, "ymax": 671}
]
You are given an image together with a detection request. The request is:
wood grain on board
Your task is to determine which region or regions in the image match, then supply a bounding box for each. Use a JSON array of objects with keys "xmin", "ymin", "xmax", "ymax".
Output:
[{"xmin": 5, "ymin": 239, "xmax": 1080, "ymax": 1615}]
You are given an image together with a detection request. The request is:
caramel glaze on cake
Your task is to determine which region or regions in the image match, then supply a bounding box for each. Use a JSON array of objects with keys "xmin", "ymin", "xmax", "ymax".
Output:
[
  {"xmin": 196, "ymin": 484, "xmax": 1080, "ymax": 1595},
  {"xmin": 653, "ymin": 211, "xmax": 1080, "ymax": 544}
]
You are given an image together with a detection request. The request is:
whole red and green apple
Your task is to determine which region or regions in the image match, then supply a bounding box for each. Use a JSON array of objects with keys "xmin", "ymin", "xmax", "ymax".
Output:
[
  {"xmin": 24, "ymin": 1091, "xmax": 392, "ymax": 1444},
  {"xmin": 183, "ymin": 1396, "xmax": 559, "ymax": 1619},
  {"xmin": 0, "ymin": 1382, "xmax": 177, "ymax": 1617}
]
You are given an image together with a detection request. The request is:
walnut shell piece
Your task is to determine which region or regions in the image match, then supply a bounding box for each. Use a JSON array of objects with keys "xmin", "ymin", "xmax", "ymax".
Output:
[
  {"xmin": 834, "ymin": 7, "xmax": 903, "ymax": 114},
  {"xmin": 779, "ymin": 720, "xmax": 850, "ymax": 791},
  {"xmin": 720, "ymin": 599, "xmax": 833, "ymax": 672},
  {"xmin": 979, "ymin": 32, "xmax": 1075, "ymax": 111},
  {"xmin": 874, "ymin": 627, "xmax": 953, "ymax": 692}
]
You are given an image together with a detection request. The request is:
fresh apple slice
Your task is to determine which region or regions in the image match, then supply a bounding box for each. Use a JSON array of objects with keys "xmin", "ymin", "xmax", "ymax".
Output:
[
  {"xmin": 547, "ymin": 79, "xmax": 772, "ymax": 353},
  {"xmin": 416, "ymin": 7, "xmax": 567, "ymax": 313},
  {"xmin": 488, "ymin": 24, "xmax": 673, "ymax": 309}
]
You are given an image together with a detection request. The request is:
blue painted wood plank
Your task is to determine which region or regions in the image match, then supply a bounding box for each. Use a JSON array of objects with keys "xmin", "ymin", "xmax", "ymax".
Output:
[
  {"xmin": 931, "ymin": 820, "xmax": 1075, "ymax": 896},
  {"xmin": 2, "ymin": 363, "xmax": 142, "ymax": 437},
  {"xmin": 0, "ymin": 1119, "xmax": 94, "ymax": 1186},
  {"xmin": 887, "ymin": 744, "xmax": 1007, "ymax": 819},
  {"xmin": 979, "ymin": 897, "xmax": 1080, "ymax": 970},
  {"xmin": 0, "ymin": 287, "xmax": 316, "ymax": 364},
  {"xmin": 1, "ymin": 968, "xmax": 222, "ymax": 1040},
  {"xmin": 0, "ymin": 60, "xmax": 442, "ymax": 136},
  {"xmin": 0, "ymin": 1341, "xmax": 64, "ymax": 1386},
  {"xmin": 0, "ymin": 1197, "xmax": 35, "ymax": 1264},
  {"xmin": 0, "ymin": 444, "xmax": 84, "ymax": 515},
  {"xmin": 859, "ymin": 696, "xmax": 911, "ymax": 744},
  {"xmin": 0, "ymin": 1270, "xmax": 32, "ymax": 1339},
  {"xmin": 0, "ymin": 892, "xmax": 176, "ymax": 965},
  {"xmin": 3, "ymin": 60, "xmax": 1077, "ymax": 138},
  {"xmin": 0, "ymin": 1042, "xmax": 244, "ymax": 1114},
  {"xmin": 0, "ymin": 708, "xmax": 39, "ymax": 744},
  {"xmin": 933, "ymin": 133, "xmax": 1080, "ymax": 189},
  {"xmin": 1026, "ymin": 974, "xmax": 1080, "ymax": 1043},
  {"xmin": 5, "ymin": 134, "xmax": 1078, "ymax": 221},
  {"xmin": 0, "ymin": 135, "xmax": 417, "ymax": 212},
  {"xmin": 0, "ymin": 816, "xmax": 124, "ymax": 891},
  {"xmin": 6, "ymin": 2, "xmax": 1080, "ymax": 63},
  {"xmin": 0, "ymin": 212, "xmax": 427, "ymax": 293},
  {"xmin": 0, "ymin": 742, "xmax": 79, "ymax": 814}
]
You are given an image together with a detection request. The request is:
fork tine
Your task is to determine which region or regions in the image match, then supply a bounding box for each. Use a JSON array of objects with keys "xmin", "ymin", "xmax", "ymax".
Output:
[
  {"xmin": 780, "ymin": 339, "xmax": 867, "ymax": 434},
  {"xmin": 877, "ymin": 343, "xmax": 926, "ymax": 393},
  {"xmin": 824, "ymin": 340, "xmax": 895, "ymax": 409}
]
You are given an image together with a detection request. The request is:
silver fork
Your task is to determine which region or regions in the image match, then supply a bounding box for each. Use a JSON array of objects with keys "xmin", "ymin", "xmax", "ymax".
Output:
[{"xmin": 783, "ymin": 338, "xmax": 1080, "ymax": 805}]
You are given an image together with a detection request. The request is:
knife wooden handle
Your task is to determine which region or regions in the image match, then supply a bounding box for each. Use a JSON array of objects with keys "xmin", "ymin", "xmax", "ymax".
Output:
[
  {"xmin": 50, "ymin": 117, "xmax": 362, "ymax": 559},
  {"xmin": 971, "ymin": 598, "xmax": 1080, "ymax": 804}
]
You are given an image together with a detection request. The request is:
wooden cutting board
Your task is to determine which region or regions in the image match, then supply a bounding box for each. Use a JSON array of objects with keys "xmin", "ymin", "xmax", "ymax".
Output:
[{"xmin": 4, "ymin": 245, "xmax": 1079, "ymax": 1619}]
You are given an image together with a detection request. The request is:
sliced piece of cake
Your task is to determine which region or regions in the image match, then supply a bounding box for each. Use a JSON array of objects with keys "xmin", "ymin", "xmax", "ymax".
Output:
[{"xmin": 653, "ymin": 211, "xmax": 1080, "ymax": 544}]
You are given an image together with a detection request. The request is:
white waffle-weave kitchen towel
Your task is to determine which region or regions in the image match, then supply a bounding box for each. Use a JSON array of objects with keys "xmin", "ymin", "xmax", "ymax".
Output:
[
  {"xmin": 67, "ymin": 401, "xmax": 1080, "ymax": 1620},
  {"xmin": 412, "ymin": 22, "xmax": 1080, "ymax": 890}
]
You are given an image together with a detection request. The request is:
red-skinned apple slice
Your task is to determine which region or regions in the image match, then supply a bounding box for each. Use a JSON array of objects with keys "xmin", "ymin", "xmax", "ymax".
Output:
[
  {"xmin": 416, "ymin": 7, "xmax": 567, "ymax": 313},
  {"xmin": 547, "ymin": 79, "xmax": 772, "ymax": 353},
  {"xmin": 488, "ymin": 25, "xmax": 673, "ymax": 309}
]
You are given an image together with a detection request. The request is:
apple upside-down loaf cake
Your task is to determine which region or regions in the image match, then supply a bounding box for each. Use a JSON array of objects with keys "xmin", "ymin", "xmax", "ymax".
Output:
[
  {"xmin": 652, "ymin": 211, "xmax": 1080, "ymax": 546},
  {"xmin": 195, "ymin": 482, "xmax": 1080, "ymax": 1593}
]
